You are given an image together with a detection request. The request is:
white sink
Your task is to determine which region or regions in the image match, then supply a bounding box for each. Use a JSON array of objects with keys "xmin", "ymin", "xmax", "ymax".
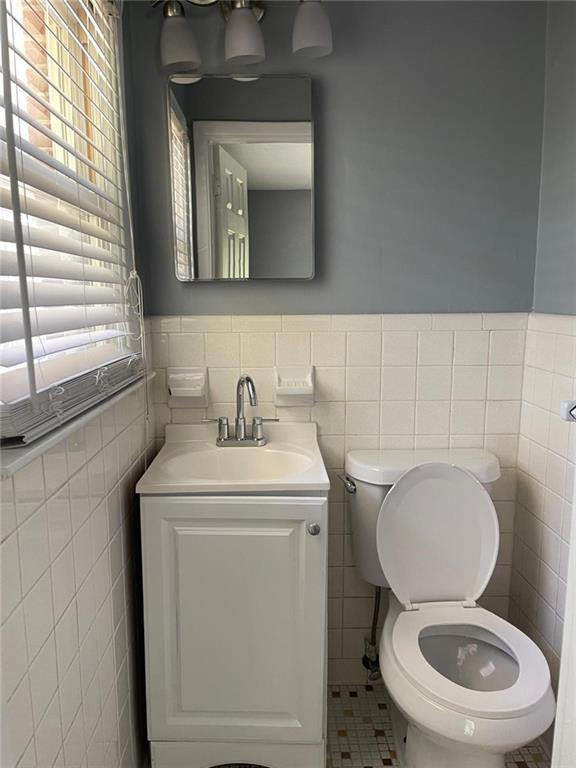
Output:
[{"xmin": 136, "ymin": 423, "xmax": 330, "ymax": 494}]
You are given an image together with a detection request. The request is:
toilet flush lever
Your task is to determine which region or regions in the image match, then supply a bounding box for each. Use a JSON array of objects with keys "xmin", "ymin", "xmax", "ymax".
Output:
[{"xmin": 338, "ymin": 475, "xmax": 356, "ymax": 494}]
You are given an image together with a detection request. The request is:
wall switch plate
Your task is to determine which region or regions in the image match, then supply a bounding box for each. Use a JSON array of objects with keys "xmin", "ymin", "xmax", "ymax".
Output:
[{"xmin": 560, "ymin": 400, "xmax": 576, "ymax": 422}]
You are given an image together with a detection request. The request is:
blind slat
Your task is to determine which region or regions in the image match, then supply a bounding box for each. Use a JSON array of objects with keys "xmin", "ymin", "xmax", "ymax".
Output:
[
  {"xmin": 0, "ymin": 248, "xmax": 122, "ymax": 282},
  {"xmin": 0, "ymin": 128, "xmax": 119, "ymax": 212},
  {"xmin": 0, "ymin": 186, "xmax": 123, "ymax": 243},
  {"xmin": 0, "ymin": 280, "xmax": 122, "ymax": 308},
  {"xmin": 2, "ymin": 217, "xmax": 125, "ymax": 265},
  {"xmin": 1, "ymin": 304, "xmax": 128, "ymax": 343},
  {"xmin": 0, "ymin": 138, "xmax": 121, "ymax": 225},
  {"xmin": 0, "ymin": 327, "xmax": 130, "ymax": 366}
]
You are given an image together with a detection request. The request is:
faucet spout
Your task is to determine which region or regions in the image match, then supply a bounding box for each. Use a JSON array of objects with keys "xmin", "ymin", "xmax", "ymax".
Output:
[{"xmin": 235, "ymin": 375, "xmax": 258, "ymax": 439}]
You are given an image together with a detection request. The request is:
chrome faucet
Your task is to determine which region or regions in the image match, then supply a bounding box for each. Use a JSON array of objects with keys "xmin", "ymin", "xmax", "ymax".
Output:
[
  {"xmin": 203, "ymin": 374, "xmax": 278, "ymax": 446},
  {"xmin": 235, "ymin": 375, "xmax": 257, "ymax": 440}
]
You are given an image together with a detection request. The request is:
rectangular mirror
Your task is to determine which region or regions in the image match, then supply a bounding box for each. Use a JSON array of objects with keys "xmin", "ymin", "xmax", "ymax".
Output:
[{"xmin": 167, "ymin": 76, "xmax": 314, "ymax": 281}]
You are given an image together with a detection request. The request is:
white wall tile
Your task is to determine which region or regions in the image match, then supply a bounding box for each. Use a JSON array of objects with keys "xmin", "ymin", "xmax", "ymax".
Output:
[
  {"xmin": 311, "ymin": 332, "xmax": 346, "ymax": 366},
  {"xmin": 489, "ymin": 330, "xmax": 526, "ymax": 365},
  {"xmin": 1, "ymin": 531, "xmax": 22, "ymax": 622},
  {"xmin": 29, "ymin": 633, "xmax": 58, "ymax": 726},
  {"xmin": 381, "ymin": 331, "xmax": 418, "ymax": 366},
  {"xmin": 346, "ymin": 368, "xmax": 380, "ymax": 401},
  {"xmin": 13, "ymin": 458, "xmax": 45, "ymax": 526},
  {"xmin": 180, "ymin": 315, "xmax": 231, "ymax": 332},
  {"xmin": 231, "ymin": 315, "xmax": 282, "ymax": 331},
  {"xmin": 431, "ymin": 313, "xmax": 483, "ymax": 330},
  {"xmin": 453, "ymin": 331, "xmax": 490, "ymax": 365},
  {"xmin": 450, "ymin": 402, "xmax": 486, "ymax": 435},
  {"xmin": 415, "ymin": 402, "xmax": 450, "ymax": 435},
  {"xmin": 452, "ymin": 366, "xmax": 487, "ymax": 400},
  {"xmin": 381, "ymin": 314, "xmax": 431, "ymax": 331},
  {"xmin": 482, "ymin": 313, "xmax": 528, "ymax": 330},
  {"xmin": 487, "ymin": 365, "xmax": 524, "ymax": 400},
  {"xmin": 331, "ymin": 315, "xmax": 381, "ymax": 331},
  {"xmin": 418, "ymin": 331, "xmax": 454, "ymax": 365},
  {"xmin": 276, "ymin": 332, "xmax": 311, "ymax": 366},
  {"xmin": 168, "ymin": 333, "xmax": 205, "ymax": 365},
  {"xmin": 1, "ymin": 606, "xmax": 27, "ymax": 699},
  {"xmin": 18, "ymin": 506, "xmax": 50, "ymax": 596},
  {"xmin": 416, "ymin": 366, "xmax": 452, "ymax": 401},
  {"xmin": 240, "ymin": 333, "xmax": 276, "ymax": 367},
  {"xmin": 282, "ymin": 315, "xmax": 331, "ymax": 331},
  {"xmin": 345, "ymin": 403, "xmax": 380, "ymax": 435},
  {"xmin": 380, "ymin": 402, "xmax": 415, "ymax": 435},
  {"xmin": 205, "ymin": 333, "xmax": 240, "ymax": 366},
  {"xmin": 347, "ymin": 332, "xmax": 381, "ymax": 367},
  {"xmin": 381, "ymin": 367, "xmax": 416, "ymax": 401}
]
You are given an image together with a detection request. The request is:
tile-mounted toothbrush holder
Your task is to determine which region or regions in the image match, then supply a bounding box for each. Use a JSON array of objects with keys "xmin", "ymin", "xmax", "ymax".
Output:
[
  {"xmin": 167, "ymin": 367, "xmax": 208, "ymax": 408},
  {"xmin": 274, "ymin": 366, "xmax": 314, "ymax": 407}
]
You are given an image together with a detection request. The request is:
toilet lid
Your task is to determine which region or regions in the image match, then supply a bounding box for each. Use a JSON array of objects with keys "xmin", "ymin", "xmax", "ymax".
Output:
[{"xmin": 376, "ymin": 463, "xmax": 499, "ymax": 606}]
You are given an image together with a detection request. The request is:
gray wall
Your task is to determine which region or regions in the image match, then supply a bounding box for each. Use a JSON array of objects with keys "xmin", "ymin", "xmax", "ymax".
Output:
[
  {"xmin": 123, "ymin": 1, "xmax": 547, "ymax": 315},
  {"xmin": 248, "ymin": 190, "xmax": 313, "ymax": 278},
  {"xmin": 533, "ymin": 3, "xmax": 576, "ymax": 315}
]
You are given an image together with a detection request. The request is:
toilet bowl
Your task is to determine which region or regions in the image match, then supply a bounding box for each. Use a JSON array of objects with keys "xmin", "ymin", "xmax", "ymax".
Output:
[{"xmin": 344, "ymin": 450, "xmax": 556, "ymax": 768}]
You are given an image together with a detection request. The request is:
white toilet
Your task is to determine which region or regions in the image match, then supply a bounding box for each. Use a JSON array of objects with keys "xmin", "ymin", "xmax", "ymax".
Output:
[{"xmin": 344, "ymin": 449, "xmax": 556, "ymax": 768}]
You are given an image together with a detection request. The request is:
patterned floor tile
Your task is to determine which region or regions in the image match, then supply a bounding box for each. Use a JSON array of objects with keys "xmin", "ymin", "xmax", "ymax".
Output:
[
  {"xmin": 221, "ymin": 684, "xmax": 550, "ymax": 767},
  {"xmin": 326, "ymin": 684, "xmax": 550, "ymax": 768}
]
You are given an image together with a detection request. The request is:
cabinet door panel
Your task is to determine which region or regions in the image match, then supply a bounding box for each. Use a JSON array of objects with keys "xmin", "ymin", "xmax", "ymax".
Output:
[{"xmin": 141, "ymin": 496, "xmax": 327, "ymax": 743}]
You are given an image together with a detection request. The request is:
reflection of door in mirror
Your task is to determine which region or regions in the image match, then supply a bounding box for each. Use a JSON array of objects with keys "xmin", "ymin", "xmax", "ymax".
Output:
[
  {"xmin": 214, "ymin": 145, "xmax": 249, "ymax": 278},
  {"xmin": 168, "ymin": 94, "xmax": 194, "ymax": 280}
]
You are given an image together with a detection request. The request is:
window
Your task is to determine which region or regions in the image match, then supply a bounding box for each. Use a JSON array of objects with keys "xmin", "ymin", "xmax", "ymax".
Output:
[
  {"xmin": 0, "ymin": 0, "xmax": 145, "ymax": 445},
  {"xmin": 168, "ymin": 92, "xmax": 193, "ymax": 280}
]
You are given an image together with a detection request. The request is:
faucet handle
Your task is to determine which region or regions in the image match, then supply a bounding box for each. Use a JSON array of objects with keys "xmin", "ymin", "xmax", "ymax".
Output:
[
  {"xmin": 251, "ymin": 416, "xmax": 279, "ymax": 440},
  {"xmin": 201, "ymin": 416, "xmax": 229, "ymax": 441}
]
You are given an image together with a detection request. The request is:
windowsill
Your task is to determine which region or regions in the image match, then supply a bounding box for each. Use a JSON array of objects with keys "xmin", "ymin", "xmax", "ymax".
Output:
[{"xmin": 0, "ymin": 373, "xmax": 154, "ymax": 478}]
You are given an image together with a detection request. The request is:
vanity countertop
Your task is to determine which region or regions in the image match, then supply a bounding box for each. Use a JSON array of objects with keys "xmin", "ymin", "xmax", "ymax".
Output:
[{"xmin": 136, "ymin": 422, "xmax": 330, "ymax": 495}]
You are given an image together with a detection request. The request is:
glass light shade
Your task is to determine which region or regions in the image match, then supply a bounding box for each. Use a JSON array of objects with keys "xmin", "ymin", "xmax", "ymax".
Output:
[
  {"xmin": 225, "ymin": 7, "xmax": 265, "ymax": 65},
  {"xmin": 160, "ymin": 13, "xmax": 202, "ymax": 72},
  {"xmin": 292, "ymin": 0, "xmax": 332, "ymax": 58}
]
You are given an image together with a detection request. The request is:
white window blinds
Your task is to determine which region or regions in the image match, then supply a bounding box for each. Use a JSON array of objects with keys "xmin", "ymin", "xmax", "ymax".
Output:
[
  {"xmin": 168, "ymin": 92, "xmax": 193, "ymax": 280},
  {"xmin": 0, "ymin": 0, "xmax": 145, "ymax": 446}
]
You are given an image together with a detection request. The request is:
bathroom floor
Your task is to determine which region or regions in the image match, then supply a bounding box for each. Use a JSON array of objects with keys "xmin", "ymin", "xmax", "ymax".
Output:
[{"xmin": 326, "ymin": 685, "xmax": 550, "ymax": 768}]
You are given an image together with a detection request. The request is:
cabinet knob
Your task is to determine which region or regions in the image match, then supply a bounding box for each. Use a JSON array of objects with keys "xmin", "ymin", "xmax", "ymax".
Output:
[{"xmin": 307, "ymin": 522, "xmax": 321, "ymax": 536}]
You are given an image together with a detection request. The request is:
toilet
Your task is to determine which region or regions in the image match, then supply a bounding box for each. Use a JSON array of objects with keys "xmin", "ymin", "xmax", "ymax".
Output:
[{"xmin": 344, "ymin": 449, "xmax": 556, "ymax": 768}]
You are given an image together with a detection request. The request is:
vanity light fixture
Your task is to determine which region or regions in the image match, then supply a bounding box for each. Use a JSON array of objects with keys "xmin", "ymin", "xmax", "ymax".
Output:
[
  {"xmin": 292, "ymin": 0, "xmax": 333, "ymax": 58},
  {"xmin": 154, "ymin": 0, "xmax": 332, "ymax": 75},
  {"xmin": 160, "ymin": 0, "xmax": 202, "ymax": 78}
]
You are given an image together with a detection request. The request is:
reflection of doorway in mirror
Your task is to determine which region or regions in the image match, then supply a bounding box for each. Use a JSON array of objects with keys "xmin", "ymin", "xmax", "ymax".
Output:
[{"xmin": 214, "ymin": 145, "xmax": 249, "ymax": 278}]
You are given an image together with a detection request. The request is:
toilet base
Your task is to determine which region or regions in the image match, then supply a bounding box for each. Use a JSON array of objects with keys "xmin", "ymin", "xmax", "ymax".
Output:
[{"xmin": 405, "ymin": 723, "xmax": 505, "ymax": 768}]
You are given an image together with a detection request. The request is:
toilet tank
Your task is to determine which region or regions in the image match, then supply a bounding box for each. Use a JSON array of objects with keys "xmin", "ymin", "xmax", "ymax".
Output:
[{"xmin": 344, "ymin": 449, "xmax": 501, "ymax": 588}]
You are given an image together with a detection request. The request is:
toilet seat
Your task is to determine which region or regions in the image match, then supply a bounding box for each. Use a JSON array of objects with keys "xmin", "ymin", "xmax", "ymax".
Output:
[
  {"xmin": 375, "ymin": 462, "xmax": 499, "ymax": 607},
  {"xmin": 391, "ymin": 604, "xmax": 551, "ymax": 719}
]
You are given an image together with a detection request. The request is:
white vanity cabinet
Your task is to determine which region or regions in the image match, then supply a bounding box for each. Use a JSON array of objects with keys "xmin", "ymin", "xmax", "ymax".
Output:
[{"xmin": 140, "ymin": 494, "xmax": 328, "ymax": 768}]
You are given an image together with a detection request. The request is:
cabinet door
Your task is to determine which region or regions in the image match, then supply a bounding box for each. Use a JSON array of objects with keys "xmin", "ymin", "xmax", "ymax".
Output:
[{"xmin": 141, "ymin": 495, "xmax": 327, "ymax": 743}]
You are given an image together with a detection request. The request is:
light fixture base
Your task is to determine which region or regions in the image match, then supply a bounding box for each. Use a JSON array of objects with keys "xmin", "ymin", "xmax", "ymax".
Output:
[{"xmin": 221, "ymin": 1, "xmax": 265, "ymax": 24}]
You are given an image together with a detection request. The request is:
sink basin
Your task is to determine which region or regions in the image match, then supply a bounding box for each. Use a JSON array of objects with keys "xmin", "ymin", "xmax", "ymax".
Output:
[
  {"xmin": 163, "ymin": 443, "xmax": 315, "ymax": 483},
  {"xmin": 136, "ymin": 422, "xmax": 330, "ymax": 494}
]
